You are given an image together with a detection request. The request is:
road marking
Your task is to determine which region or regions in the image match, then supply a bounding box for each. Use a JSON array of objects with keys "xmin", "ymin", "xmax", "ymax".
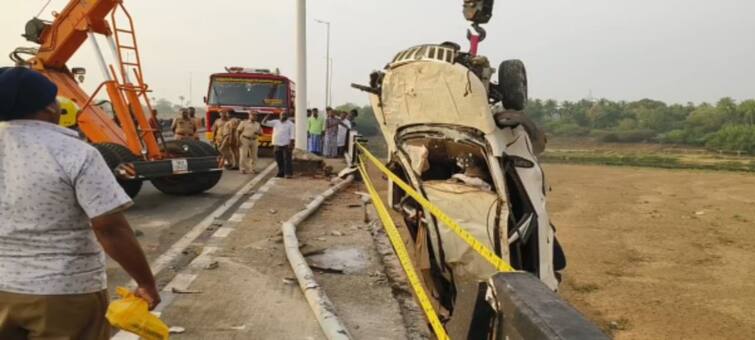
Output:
[
  {"xmin": 134, "ymin": 163, "xmax": 276, "ymax": 283},
  {"xmin": 119, "ymin": 176, "xmax": 276, "ymax": 333},
  {"xmin": 229, "ymin": 213, "xmax": 245, "ymax": 223},
  {"xmin": 239, "ymin": 201, "xmax": 256, "ymax": 210},
  {"xmin": 212, "ymin": 227, "xmax": 234, "ymax": 238},
  {"xmin": 163, "ymin": 273, "xmax": 198, "ymax": 293},
  {"xmin": 112, "ymin": 173, "xmax": 278, "ymax": 339},
  {"xmin": 189, "ymin": 246, "xmax": 219, "ymax": 269}
]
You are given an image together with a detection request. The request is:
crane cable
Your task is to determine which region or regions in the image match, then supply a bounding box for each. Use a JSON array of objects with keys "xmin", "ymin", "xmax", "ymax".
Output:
[{"xmin": 35, "ymin": 0, "xmax": 53, "ymax": 18}]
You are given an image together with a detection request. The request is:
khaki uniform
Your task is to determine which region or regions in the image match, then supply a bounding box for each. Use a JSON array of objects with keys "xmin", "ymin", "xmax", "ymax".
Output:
[
  {"xmin": 0, "ymin": 290, "xmax": 109, "ymax": 340},
  {"xmin": 219, "ymin": 118, "xmax": 241, "ymax": 168},
  {"xmin": 172, "ymin": 117, "xmax": 196, "ymax": 140},
  {"xmin": 237, "ymin": 120, "xmax": 262, "ymax": 173},
  {"xmin": 192, "ymin": 117, "xmax": 203, "ymax": 139},
  {"xmin": 212, "ymin": 118, "xmax": 230, "ymax": 148}
]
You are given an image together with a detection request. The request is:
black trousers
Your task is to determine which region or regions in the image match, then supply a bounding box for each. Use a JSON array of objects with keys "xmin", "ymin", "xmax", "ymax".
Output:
[{"xmin": 274, "ymin": 146, "xmax": 293, "ymax": 177}]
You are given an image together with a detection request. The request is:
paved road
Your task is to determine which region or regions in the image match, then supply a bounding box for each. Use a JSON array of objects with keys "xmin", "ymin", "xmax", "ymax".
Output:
[{"xmin": 106, "ymin": 158, "xmax": 275, "ymax": 292}]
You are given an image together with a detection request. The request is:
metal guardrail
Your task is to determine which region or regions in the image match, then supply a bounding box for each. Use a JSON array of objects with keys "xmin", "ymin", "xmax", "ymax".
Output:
[{"xmin": 486, "ymin": 272, "xmax": 609, "ymax": 340}]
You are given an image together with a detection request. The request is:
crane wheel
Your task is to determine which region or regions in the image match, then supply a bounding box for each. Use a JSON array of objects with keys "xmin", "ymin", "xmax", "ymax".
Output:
[
  {"xmin": 151, "ymin": 140, "xmax": 223, "ymax": 196},
  {"xmin": 93, "ymin": 143, "xmax": 144, "ymax": 198},
  {"xmin": 498, "ymin": 59, "xmax": 528, "ymax": 111}
]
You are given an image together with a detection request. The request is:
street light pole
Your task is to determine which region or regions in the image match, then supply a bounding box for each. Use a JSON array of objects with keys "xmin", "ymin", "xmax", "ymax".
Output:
[
  {"xmin": 295, "ymin": 0, "xmax": 308, "ymax": 150},
  {"xmin": 315, "ymin": 19, "xmax": 331, "ymax": 109}
]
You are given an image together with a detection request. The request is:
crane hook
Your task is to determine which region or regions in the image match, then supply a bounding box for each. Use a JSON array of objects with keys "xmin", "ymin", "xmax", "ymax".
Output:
[
  {"xmin": 466, "ymin": 23, "xmax": 488, "ymax": 43},
  {"xmin": 466, "ymin": 24, "xmax": 487, "ymax": 56}
]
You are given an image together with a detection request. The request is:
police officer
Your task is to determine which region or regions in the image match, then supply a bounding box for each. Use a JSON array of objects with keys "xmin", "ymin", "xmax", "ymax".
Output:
[
  {"xmin": 171, "ymin": 109, "xmax": 196, "ymax": 140},
  {"xmin": 237, "ymin": 111, "xmax": 262, "ymax": 174},
  {"xmin": 219, "ymin": 117, "xmax": 241, "ymax": 170},
  {"xmin": 187, "ymin": 107, "xmax": 202, "ymax": 139},
  {"xmin": 212, "ymin": 109, "xmax": 231, "ymax": 149}
]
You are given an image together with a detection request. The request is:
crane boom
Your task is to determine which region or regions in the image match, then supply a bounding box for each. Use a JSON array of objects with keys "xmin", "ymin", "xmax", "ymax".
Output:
[
  {"xmin": 7, "ymin": 1, "xmax": 225, "ymax": 198},
  {"xmin": 22, "ymin": 0, "xmax": 163, "ymax": 160},
  {"xmin": 31, "ymin": 0, "xmax": 117, "ymax": 70}
]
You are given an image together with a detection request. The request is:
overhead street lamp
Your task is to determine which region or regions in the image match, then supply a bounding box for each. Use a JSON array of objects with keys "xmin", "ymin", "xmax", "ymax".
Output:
[{"xmin": 315, "ymin": 19, "xmax": 331, "ymax": 109}]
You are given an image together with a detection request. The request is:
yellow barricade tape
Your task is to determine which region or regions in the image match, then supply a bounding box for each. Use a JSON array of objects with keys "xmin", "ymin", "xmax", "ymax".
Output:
[
  {"xmin": 356, "ymin": 143, "xmax": 515, "ymax": 273},
  {"xmin": 357, "ymin": 158, "xmax": 450, "ymax": 340}
]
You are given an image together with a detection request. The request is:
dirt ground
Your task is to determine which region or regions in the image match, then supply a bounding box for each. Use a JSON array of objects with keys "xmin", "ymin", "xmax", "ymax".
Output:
[{"xmin": 546, "ymin": 164, "xmax": 755, "ymax": 339}]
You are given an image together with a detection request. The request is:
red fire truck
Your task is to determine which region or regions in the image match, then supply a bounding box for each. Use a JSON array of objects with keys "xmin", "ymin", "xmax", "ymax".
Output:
[{"xmin": 204, "ymin": 67, "xmax": 295, "ymax": 147}]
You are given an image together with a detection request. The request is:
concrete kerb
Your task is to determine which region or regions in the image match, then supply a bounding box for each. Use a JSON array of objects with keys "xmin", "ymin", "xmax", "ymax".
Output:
[{"xmin": 282, "ymin": 175, "xmax": 355, "ymax": 340}]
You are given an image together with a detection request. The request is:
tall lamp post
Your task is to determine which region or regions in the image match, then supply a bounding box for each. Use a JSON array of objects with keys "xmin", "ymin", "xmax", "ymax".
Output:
[
  {"xmin": 295, "ymin": 0, "xmax": 308, "ymax": 150},
  {"xmin": 315, "ymin": 19, "xmax": 331, "ymax": 109}
]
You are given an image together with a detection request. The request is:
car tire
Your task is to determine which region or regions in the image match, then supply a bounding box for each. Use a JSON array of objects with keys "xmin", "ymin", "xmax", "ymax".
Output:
[
  {"xmin": 151, "ymin": 140, "xmax": 223, "ymax": 196},
  {"xmin": 93, "ymin": 143, "xmax": 144, "ymax": 198},
  {"xmin": 499, "ymin": 59, "xmax": 528, "ymax": 111}
]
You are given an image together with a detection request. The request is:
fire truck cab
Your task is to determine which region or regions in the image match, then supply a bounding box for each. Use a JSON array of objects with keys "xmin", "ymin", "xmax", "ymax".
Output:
[{"xmin": 204, "ymin": 67, "xmax": 295, "ymax": 147}]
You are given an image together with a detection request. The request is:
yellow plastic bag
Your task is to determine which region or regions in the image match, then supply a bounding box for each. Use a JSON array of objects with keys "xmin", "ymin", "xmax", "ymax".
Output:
[{"xmin": 106, "ymin": 287, "xmax": 169, "ymax": 340}]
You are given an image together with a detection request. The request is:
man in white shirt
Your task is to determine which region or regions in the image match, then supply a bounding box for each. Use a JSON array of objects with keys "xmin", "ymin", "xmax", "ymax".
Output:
[
  {"xmin": 263, "ymin": 112, "xmax": 296, "ymax": 178},
  {"xmin": 0, "ymin": 67, "xmax": 159, "ymax": 340},
  {"xmin": 337, "ymin": 112, "xmax": 352, "ymax": 156}
]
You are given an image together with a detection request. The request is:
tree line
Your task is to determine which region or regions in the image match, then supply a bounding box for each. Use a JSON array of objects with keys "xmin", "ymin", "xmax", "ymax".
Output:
[
  {"xmin": 526, "ymin": 97, "xmax": 755, "ymax": 154},
  {"xmin": 150, "ymin": 96, "xmax": 755, "ymax": 155}
]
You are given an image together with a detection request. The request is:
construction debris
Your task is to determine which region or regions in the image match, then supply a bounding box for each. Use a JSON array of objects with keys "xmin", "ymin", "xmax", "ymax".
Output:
[
  {"xmin": 169, "ymin": 326, "xmax": 186, "ymax": 334},
  {"xmin": 171, "ymin": 288, "xmax": 202, "ymax": 295},
  {"xmin": 309, "ymin": 265, "xmax": 345, "ymax": 274},
  {"xmin": 204, "ymin": 261, "xmax": 220, "ymax": 270}
]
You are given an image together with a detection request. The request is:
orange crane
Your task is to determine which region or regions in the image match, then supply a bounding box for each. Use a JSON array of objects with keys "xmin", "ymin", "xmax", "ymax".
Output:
[{"xmin": 11, "ymin": 0, "xmax": 222, "ymax": 198}]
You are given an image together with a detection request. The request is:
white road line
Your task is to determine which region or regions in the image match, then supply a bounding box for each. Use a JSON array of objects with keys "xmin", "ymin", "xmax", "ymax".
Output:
[
  {"xmin": 258, "ymin": 183, "xmax": 273, "ymax": 193},
  {"xmin": 162, "ymin": 273, "xmax": 198, "ymax": 293},
  {"xmin": 132, "ymin": 163, "xmax": 276, "ymax": 285},
  {"xmin": 189, "ymin": 246, "xmax": 219, "ymax": 269},
  {"xmin": 239, "ymin": 201, "xmax": 256, "ymax": 210},
  {"xmin": 113, "ymin": 176, "xmax": 277, "ymax": 339},
  {"xmin": 228, "ymin": 213, "xmax": 245, "ymax": 223},
  {"xmin": 212, "ymin": 227, "xmax": 234, "ymax": 238}
]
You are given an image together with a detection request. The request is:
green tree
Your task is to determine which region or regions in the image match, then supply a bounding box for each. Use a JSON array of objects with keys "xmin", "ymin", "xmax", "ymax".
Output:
[
  {"xmin": 717, "ymin": 97, "xmax": 739, "ymax": 123},
  {"xmin": 154, "ymin": 98, "xmax": 180, "ymax": 117},
  {"xmin": 738, "ymin": 100, "xmax": 755, "ymax": 126},
  {"xmin": 617, "ymin": 118, "xmax": 638, "ymax": 131},
  {"xmin": 706, "ymin": 125, "xmax": 755, "ymax": 153},
  {"xmin": 335, "ymin": 103, "xmax": 381, "ymax": 137}
]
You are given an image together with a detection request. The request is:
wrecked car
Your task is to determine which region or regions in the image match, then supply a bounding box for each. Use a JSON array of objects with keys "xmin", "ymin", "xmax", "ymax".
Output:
[{"xmin": 354, "ymin": 42, "xmax": 566, "ymax": 334}]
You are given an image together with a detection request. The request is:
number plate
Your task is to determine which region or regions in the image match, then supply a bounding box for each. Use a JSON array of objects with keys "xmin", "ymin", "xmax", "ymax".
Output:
[{"xmin": 171, "ymin": 159, "xmax": 189, "ymax": 173}]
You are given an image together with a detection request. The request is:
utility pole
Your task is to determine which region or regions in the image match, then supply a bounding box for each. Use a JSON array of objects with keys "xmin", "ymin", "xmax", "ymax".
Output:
[
  {"xmin": 295, "ymin": 0, "xmax": 308, "ymax": 150},
  {"xmin": 315, "ymin": 19, "xmax": 331, "ymax": 109},
  {"xmin": 329, "ymin": 57, "xmax": 334, "ymax": 106}
]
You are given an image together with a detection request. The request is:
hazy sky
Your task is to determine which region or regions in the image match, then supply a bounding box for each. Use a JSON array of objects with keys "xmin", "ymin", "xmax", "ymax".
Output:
[{"xmin": 1, "ymin": 0, "xmax": 754, "ymax": 108}]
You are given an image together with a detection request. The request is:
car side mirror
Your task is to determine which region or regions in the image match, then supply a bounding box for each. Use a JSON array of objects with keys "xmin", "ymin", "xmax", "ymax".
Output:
[{"xmin": 203, "ymin": 96, "xmax": 208, "ymax": 104}]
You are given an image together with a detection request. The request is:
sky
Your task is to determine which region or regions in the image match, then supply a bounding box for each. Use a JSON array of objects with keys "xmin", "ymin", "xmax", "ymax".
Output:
[{"xmin": 1, "ymin": 0, "xmax": 754, "ymax": 109}]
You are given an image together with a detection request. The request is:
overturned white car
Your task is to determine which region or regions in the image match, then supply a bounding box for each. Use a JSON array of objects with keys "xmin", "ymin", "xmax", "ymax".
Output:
[{"xmin": 354, "ymin": 43, "xmax": 566, "ymax": 329}]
